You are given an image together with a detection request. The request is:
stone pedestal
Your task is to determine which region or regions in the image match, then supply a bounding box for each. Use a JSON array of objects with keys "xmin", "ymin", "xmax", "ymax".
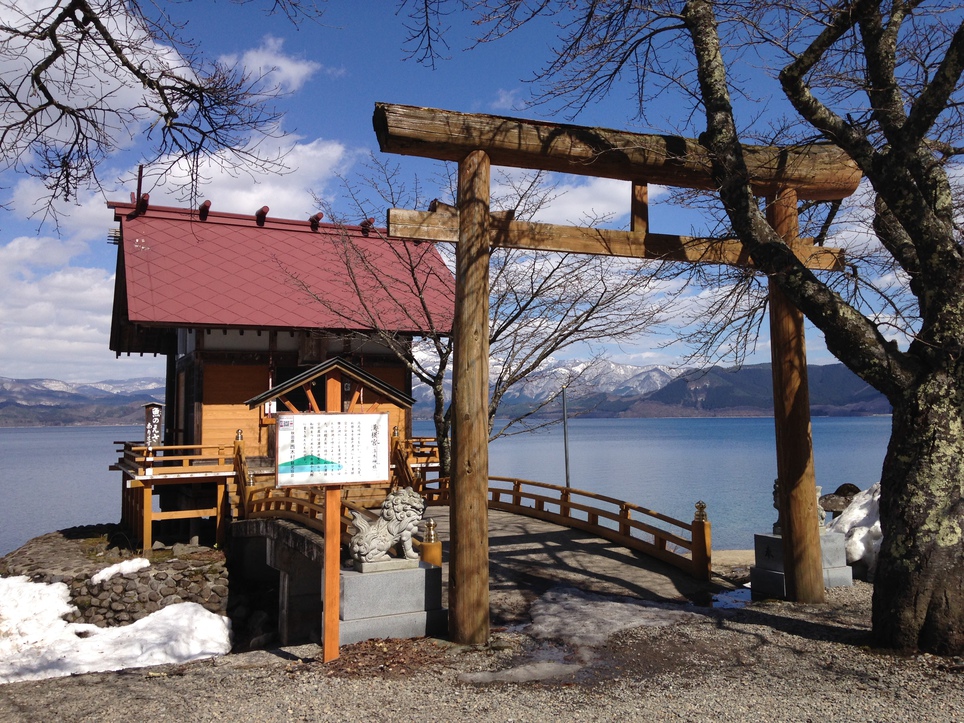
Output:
[
  {"xmin": 338, "ymin": 562, "xmax": 447, "ymax": 644},
  {"xmin": 750, "ymin": 531, "xmax": 852, "ymax": 600}
]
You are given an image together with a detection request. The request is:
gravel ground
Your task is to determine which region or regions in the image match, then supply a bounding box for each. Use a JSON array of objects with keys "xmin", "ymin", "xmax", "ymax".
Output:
[{"xmin": 1, "ymin": 580, "xmax": 961, "ymax": 723}]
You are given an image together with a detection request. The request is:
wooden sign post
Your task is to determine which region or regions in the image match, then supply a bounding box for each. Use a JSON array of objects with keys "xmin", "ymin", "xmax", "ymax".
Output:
[
  {"xmin": 322, "ymin": 485, "xmax": 341, "ymax": 662},
  {"xmin": 324, "ymin": 368, "xmax": 342, "ymax": 662}
]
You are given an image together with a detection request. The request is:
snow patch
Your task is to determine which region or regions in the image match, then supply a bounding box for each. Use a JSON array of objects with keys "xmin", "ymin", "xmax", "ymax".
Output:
[
  {"xmin": 91, "ymin": 558, "xmax": 151, "ymax": 585},
  {"xmin": 0, "ymin": 576, "xmax": 231, "ymax": 684},
  {"xmin": 528, "ymin": 586, "xmax": 700, "ymax": 647},
  {"xmin": 827, "ymin": 482, "xmax": 882, "ymax": 580}
]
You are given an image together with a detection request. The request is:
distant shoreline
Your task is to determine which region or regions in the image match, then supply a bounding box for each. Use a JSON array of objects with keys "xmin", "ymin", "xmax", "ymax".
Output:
[{"xmin": 4, "ymin": 414, "xmax": 895, "ymax": 430}]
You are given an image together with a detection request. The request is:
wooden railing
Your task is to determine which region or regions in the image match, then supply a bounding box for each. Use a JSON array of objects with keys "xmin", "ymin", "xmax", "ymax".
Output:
[
  {"xmin": 112, "ymin": 441, "xmax": 238, "ymax": 553},
  {"xmin": 114, "ymin": 441, "xmax": 236, "ymax": 477},
  {"xmin": 117, "ymin": 435, "xmax": 709, "ymax": 580},
  {"xmin": 415, "ymin": 475, "xmax": 711, "ymax": 581}
]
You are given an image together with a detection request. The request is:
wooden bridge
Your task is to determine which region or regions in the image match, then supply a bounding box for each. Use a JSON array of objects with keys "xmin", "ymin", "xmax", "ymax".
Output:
[{"xmin": 113, "ymin": 436, "xmax": 711, "ymax": 580}]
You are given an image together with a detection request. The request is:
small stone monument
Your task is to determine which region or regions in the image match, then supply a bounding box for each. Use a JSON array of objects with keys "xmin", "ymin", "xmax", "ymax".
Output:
[
  {"xmin": 348, "ymin": 487, "xmax": 425, "ymax": 572},
  {"xmin": 751, "ymin": 477, "xmax": 852, "ymax": 599}
]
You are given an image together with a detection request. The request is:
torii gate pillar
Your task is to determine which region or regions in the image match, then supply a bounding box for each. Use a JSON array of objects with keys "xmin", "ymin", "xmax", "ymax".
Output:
[
  {"xmin": 767, "ymin": 189, "xmax": 825, "ymax": 604},
  {"xmin": 449, "ymin": 150, "xmax": 492, "ymax": 644}
]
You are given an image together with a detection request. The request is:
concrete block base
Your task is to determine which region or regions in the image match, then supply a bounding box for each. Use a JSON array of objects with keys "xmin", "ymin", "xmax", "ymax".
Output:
[
  {"xmin": 340, "ymin": 562, "xmax": 442, "ymax": 620},
  {"xmin": 339, "ymin": 608, "xmax": 448, "ymax": 645},
  {"xmin": 337, "ymin": 562, "xmax": 446, "ymax": 644},
  {"xmin": 749, "ymin": 565, "xmax": 853, "ymax": 600},
  {"xmin": 750, "ymin": 531, "xmax": 853, "ymax": 600}
]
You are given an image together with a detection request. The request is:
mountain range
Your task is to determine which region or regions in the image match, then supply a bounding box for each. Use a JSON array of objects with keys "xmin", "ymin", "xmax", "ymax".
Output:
[
  {"xmin": 0, "ymin": 361, "xmax": 889, "ymax": 428},
  {"xmin": 0, "ymin": 377, "xmax": 165, "ymax": 427}
]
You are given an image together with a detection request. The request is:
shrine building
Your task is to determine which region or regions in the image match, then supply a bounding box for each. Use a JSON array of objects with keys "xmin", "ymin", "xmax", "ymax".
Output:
[{"xmin": 108, "ymin": 195, "xmax": 455, "ymax": 457}]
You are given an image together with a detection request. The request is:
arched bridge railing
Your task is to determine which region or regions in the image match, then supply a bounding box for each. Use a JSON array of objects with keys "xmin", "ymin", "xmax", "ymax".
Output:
[
  {"xmin": 114, "ymin": 437, "xmax": 709, "ymax": 579},
  {"xmin": 416, "ymin": 475, "xmax": 711, "ymax": 581}
]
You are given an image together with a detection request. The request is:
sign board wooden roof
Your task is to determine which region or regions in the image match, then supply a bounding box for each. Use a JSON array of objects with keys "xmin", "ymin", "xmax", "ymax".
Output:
[{"xmin": 245, "ymin": 357, "xmax": 415, "ymax": 409}]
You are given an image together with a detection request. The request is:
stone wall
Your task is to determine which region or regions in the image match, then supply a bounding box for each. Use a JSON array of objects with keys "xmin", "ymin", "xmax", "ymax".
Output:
[{"xmin": 0, "ymin": 525, "xmax": 229, "ymax": 627}]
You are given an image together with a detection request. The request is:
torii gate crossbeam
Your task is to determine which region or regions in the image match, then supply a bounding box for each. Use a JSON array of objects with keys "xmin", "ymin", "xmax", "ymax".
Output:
[{"xmin": 374, "ymin": 103, "xmax": 861, "ymax": 645}]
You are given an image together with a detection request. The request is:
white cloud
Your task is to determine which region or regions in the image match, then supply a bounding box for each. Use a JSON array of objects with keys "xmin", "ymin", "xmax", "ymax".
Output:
[
  {"xmin": 0, "ymin": 293, "xmax": 121, "ymax": 381},
  {"xmin": 526, "ymin": 175, "xmax": 670, "ymax": 228},
  {"xmin": 220, "ymin": 36, "xmax": 325, "ymax": 93},
  {"xmin": 0, "ymin": 226, "xmax": 164, "ymax": 382},
  {"xmin": 143, "ymin": 135, "xmax": 351, "ymax": 219},
  {"xmin": 490, "ymin": 88, "xmax": 522, "ymax": 112}
]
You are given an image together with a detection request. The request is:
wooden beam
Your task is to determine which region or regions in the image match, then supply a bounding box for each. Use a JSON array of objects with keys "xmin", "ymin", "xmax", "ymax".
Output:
[
  {"xmin": 303, "ymin": 384, "xmax": 321, "ymax": 413},
  {"xmin": 767, "ymin": 188, "xmax": 825, "ymax": 605},
  {"xmin": 631, "ymin": 182, "xmax": 649, "ymax": 235},
  {"xmin": 326, "ymin": 373, "xmax": 342, "ymax": 414},
  {"xmin": 449, "ymin": 150, "xmax": 491, "ymax": 646},
  {"xmin": 387, "ymin": 206, "xmax": 846, "ymax": 272},
  {"xmin": 374, "ymin": 103, "xmax": 862, "ymax": 201}
]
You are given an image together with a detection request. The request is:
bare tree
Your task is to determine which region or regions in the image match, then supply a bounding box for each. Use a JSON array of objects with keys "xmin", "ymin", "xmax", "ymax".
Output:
[
  {"xmin": 0, "ymin": 0, "xmax": 322, "ymax": 222},
  {"xmin": 291, "ymin": 159, "xmax": 668, "ymax": 474},
  {"xmin": 399, "ymin": 0, "xmax": 964, "ymax": 655}
]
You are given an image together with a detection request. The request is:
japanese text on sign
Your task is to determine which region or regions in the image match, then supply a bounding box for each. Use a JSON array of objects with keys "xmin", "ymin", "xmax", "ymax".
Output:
[{"xmin": 275, "ymin": 412, "xmax": 389, "ymax": 487}]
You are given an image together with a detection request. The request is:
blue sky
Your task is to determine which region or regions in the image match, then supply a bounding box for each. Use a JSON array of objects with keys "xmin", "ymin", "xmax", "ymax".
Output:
[{"xmin": 0, "ymin": 1, "xmax": 843, "ymax": 383}]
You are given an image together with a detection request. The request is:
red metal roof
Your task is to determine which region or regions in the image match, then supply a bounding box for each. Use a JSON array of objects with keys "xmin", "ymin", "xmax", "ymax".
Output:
[{"xmin": 109, "ymin": 200, "xmax": 454, "ymax": 335}]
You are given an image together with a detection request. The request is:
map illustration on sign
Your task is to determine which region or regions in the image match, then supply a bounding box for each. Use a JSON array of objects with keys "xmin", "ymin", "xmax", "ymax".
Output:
[
  {"xmin": 276, "ymin": 412, "xmax": 389, "ymax": 487},
  {"xmin": 277, "ymin": 455, "xmax": 343, "ymax": 475}
]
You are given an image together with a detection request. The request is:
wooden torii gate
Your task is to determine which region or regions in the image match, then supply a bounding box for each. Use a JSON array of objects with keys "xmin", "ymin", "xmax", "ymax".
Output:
[{"xmin": 373, "ymin": 103, "xmax": 862, "ymax": 645}]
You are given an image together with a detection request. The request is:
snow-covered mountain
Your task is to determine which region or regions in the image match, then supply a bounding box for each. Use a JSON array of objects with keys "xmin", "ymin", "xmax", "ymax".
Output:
[
  {"xmin": 0, "ymin": 377, "xmax": 165, "ymax": 426},
  {"xmin": 0, "ymin": 359, "xmax": 888, "ymax": 426},
  {"xmin": 0, "ymin": 377, "xmax": 164, "ymax": 405},
  {"xmin": 411, "ymin": 358, "xmax": 683, "ymax": 416}
]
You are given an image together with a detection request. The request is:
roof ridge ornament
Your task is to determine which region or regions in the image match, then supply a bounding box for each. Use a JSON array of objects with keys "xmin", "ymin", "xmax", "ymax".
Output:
[{"xmin": 126, "ymin": 193, "xmax": 150, "ymax": 220}]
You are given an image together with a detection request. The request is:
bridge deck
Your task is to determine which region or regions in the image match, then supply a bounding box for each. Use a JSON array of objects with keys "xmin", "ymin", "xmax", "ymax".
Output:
[{"xmin": 423, "ymin": 506, "xmax": 751, "ymax": 624}]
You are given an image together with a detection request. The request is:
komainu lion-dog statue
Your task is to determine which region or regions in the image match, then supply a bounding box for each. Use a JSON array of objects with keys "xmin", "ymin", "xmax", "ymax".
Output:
[{"xmin": 349, "ymin": 487, "xmax": 426, "ymax": 564}]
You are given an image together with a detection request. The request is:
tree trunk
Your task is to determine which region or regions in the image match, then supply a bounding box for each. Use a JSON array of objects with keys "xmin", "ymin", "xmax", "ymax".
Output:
[
  {"xmin": 432, "ymin": 383, "xmax": 452, "ymax": 477},
  {"xmin": 436, "ymin": 422, "xmax": 452, "ymax": 478},
  {"xmin": 873, "ymin": 369, "xmax": 964, "ymax": 655}
]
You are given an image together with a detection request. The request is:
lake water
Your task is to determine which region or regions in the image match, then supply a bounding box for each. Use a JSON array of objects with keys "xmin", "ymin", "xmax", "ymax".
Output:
[{"xmin": 0, "ymin": 417, "xmax": 891, "ymax": 556}]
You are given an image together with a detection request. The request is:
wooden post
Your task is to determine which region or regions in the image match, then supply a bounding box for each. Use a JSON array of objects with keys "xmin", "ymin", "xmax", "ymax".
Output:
[
  {"xmin": 691, "ymin": 501, "xmax": 711, "ymax": 582},
  {"xmin": 141, "ymin": 484, "xmax": 152, "ymax": 555},
  {"xmin": 321, "ymin": 485, "xmax": 341, "ymax": 662},
  {"xmin": 631, "ymin": 182, "xmax": 649, "ymax": 234},
  {"xmin": 450, "ymin": 149, "xmax": 491, "ymax": 645},
  {"xmin": 767, "ymin": 189, "xmax": 825, "ymax": 604},
  {"xmin": 326, "ymin": 372, "xmax": 342, "ymax": 414},
  {"xmin": 321, "ymin": 372, "xmax": 343, "ymax": 662},
  {"xmin": 215, "ymin": 480, "xmax": 226, "ymax": 549}
]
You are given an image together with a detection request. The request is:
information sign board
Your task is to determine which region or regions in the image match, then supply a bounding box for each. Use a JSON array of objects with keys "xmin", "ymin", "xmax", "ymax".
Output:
[{"xmin": 275, "ymin": 412, "xmax": 390, "ymax": 487}]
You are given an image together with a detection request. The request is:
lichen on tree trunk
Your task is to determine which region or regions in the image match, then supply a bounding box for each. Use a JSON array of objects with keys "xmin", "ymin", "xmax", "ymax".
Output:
[{"xmin": 873, "ymin": 371, "xmax": 964, "ymax": 654}]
